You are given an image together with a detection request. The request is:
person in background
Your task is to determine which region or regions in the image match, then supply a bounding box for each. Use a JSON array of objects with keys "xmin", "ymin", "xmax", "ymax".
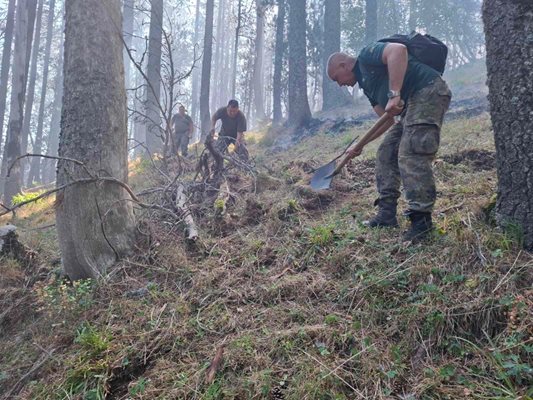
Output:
[{"xmin": 171, "ymin": 105, "xmax": 194, "ymax": 157}]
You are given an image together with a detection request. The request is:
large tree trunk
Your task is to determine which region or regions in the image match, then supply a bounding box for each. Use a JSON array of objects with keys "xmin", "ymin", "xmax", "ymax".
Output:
[
  {"xmin": 56, "ymin": 0, "xmax": 136, "ymax": 280},
  {"xmin": 220, "ymin": 2, "xmax": 232, "ymax": 109},
  {"xmin": 0, "ymin": 0, "xmax": 17, "ymax": 152},
  {"xmin": 132, "ymin": 23, "xmax": 146, "ymax": 156},
  {"xmin": 483, "ymin": 0, "xmax": 533, "ymax": 250},
  {"xmin": 322, "ymin": 0, "xmax": 352, "ymax": 111},
  {"xmin": 145, "ymin": 0, "xmax": 163, "ymax": 154},
  {"xmin": 365, "ymin": 0, "xmax": 377, "ymax": 44},
  {"xmin": 133, "ymin": 61, "xmax": 146, "ymax": 156},
  {"xmin": 211, "ymin": 0, "xmax": 224, "ymax": 112},
  {"xmin": 123, "ymin": 0, "xmax": 135, "ymax": 88},
  {"xmin": 190, "ymin": 0, "xmax": 202, "ymax": 132},
  {"xmin": 272, "ymin": 0, "xmax": 285, "ymax": 125},
  {"xmin": 200, "ymin": 0, "xmax": 214, "ymax": 140},
  {"xmin": 21, "ymin": 0, "xmax": 44, "ymax": 174},
  {"xmin": 28, "ymin": 0, "xmax": 56, "ymax": 185},
  {"xmin": 2, "ymin": 0, "xmax": 36, "ymax": 204},
  {"xmin": 230, "ymin": 0, "xmax": 242, "ymax": 99},
  {"xmin": 43, "ymin": 11, "xmax": 64, "ymax": 184},
  {"xmin": 287, "ymin": 0, "xmax": 311, "ymax": 128},
  {"xmin": 252, "ymin": 0, "xmax": 266, "ymax": 122}
]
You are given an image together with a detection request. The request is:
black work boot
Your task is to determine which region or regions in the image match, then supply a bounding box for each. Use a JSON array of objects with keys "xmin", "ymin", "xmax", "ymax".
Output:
[
  {"xmin": 363, "ymin": 199, "xmax": 399, "ymax": 228},
  {"xmin": 403, "ymin": 211, "xmax": 433, "ymax": 242}
]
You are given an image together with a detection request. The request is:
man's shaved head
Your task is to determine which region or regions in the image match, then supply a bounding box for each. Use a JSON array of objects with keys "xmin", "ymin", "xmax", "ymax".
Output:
[{"xmin": 326, "ymin": 52, "xmax": 357, "ymax": 87}]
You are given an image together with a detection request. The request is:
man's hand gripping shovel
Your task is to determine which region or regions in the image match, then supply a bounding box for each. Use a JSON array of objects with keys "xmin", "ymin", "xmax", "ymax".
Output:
[{"xmin": 310, "ymin": 112, "xmax": 397, "ymax": 190}]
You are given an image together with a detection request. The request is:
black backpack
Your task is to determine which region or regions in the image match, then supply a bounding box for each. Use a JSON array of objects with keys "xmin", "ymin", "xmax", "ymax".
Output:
[{"xmin": 378, "ymin": 32, "xmax": 448, "ymax": 74}]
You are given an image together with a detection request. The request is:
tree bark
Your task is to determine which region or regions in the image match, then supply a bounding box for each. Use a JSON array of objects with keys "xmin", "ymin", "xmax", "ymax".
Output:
[
  {"xmin": 2, "ymin": 0, "xmax": 35, "ymax": 204},
  {"xmin": 322, "ymin": 0, "xmax": 352, "ymax": 111},
  {"xmin": 28, "ymin": 0, "xmax": 56, "ymax": 185},
  {"xmin": 0, "ymin": 0, "xmax": 17, "ymax": 153},
  {"xmin": 191, "ymin": 0, "xmax": 202, "ymax": 130},
  {"xmin": 200, "ymin": 0, "xmax": 215, "ymax": 140},
  {"xmin": 43, "ymin": 9, "xmax": 64, "ymax": 184},
  {"xmin": 123, "ymin": 0, "xmax": 135, "ymax": 88},
  {"xmin": 483, "ymin": 0, "xmax": 533, "ymax": 250},
  {"xmin": 287, "ymin": 0, "xmax": 311, "ymax": 128},
  {"xmin": 21, "ymin": 0, "xmax": 44, "ymax": 172},
  {"xmin": 145, "ymin": 0, "xmax": 163, "ymax": 153},
  {"xmin": 272, "ymin": 0, "xmax": 285, "ymax": 125},
  {"xmin": 212, "ymin": 0, "xmax": 224, "ymax": 112},
  {"xmin": 56, "ymin": 0, "xmax": 136, "ymax": 280},
  {"xmin": 252, "ymin": 0, "xmax": 266, "ymax": 121},
  {"xmin": 365, "ymin": 0, "xmax": 377, "ymax": 44},
  {"xmin": 230, "ymin": 0, "xmax": 242, "ymax": 99}
]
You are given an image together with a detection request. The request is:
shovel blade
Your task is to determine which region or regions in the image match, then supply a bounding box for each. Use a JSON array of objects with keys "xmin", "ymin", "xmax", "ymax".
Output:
[{"xmin": 310, "ymin": 160, "xmax": 336, "ymax": 190}]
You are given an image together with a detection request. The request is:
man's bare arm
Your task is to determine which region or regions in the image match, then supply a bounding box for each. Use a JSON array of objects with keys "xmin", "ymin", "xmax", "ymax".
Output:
[
  {"xmin": 381, "ymin": 43, "xmax": 408, "ymax": 93},
  {"xmin": 381, "ymin": 43, "xmax": 408, "ymax": 116},
  {"xmin": 236, "ymin": 131, "xmax": 244, "ymax": 145},
  {"xmin": 209, "ymin": 114, "xmax": 219, "ymax": 135}
]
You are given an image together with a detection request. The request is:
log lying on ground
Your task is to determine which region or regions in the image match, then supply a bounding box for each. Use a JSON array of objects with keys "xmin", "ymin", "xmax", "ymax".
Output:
[{"xmin": 176, "ymin": 183, "xmax": 199, "ymax": 240}]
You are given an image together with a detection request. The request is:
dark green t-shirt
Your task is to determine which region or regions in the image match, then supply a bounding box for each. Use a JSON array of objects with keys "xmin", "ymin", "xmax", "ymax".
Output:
[
  {"xmin": 214, "ymin": 107, "xmax": 247, "ymax": 139},
  {"xmin": 172, "ymin": 113, "xmax": 193, "ymax": 134},
  {"xmin": 355, "ymin": 42, "xmax": 440, "ymax": 109}
]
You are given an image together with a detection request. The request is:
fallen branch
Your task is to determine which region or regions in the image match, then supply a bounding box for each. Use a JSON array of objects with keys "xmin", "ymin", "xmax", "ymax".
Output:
[
  {"xmin": 205, "ymin": 345, "xmax": 225, "ymax": 384},
  {"xmin": 176, "ymin": 183, "xmax": 198, "ymax": 240},
  {"xmin": 2, "ymin": 348, "xmax": 57, "ymax": 399}
]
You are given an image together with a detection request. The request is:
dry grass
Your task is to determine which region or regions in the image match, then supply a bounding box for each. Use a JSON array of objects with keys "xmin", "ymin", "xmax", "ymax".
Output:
[{"xmin": 0, "ymin": 113, "xmax": 532, "ymax": 400}]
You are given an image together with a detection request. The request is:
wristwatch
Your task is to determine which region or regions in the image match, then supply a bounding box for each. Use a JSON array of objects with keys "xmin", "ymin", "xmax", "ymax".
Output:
[{"xmin": 387, "ymin": 90, "xmax": 401, "ymax": 99}]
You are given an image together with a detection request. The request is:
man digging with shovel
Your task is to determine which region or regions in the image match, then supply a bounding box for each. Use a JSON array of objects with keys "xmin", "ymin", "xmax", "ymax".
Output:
[{"xmin": 326, "ymin": 36, "xmax": 452, "ymax": 242}]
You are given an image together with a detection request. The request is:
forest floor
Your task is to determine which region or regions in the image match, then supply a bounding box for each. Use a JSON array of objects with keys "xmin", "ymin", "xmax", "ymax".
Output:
[{"xmin": 0, "ymin": 110, "xmax": 531, "ymax": 400}]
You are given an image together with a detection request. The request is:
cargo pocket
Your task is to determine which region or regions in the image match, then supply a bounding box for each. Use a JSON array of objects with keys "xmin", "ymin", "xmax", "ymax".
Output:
[
  {"xmin": 407, "ymin": 124, "xmax": 440, "ymax": 155},
  {"xmin": 405, "ymin": 79, "xmax": 451, "ymax": 128}
]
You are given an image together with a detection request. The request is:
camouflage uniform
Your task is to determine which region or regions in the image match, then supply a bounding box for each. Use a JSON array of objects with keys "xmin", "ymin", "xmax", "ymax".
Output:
[{"xmin": 375, "ymin": 77, "xmax": 451, "ymax": 213}]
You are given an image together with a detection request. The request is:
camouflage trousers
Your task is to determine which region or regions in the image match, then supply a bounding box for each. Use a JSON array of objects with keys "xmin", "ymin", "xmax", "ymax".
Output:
[
  {"xmin": 376, "ymin": 77, "xmax": 452, "ymax": 213},
  {"xmin": 174, "ymin": 132, "xmax": 190, "ymax": 156}
]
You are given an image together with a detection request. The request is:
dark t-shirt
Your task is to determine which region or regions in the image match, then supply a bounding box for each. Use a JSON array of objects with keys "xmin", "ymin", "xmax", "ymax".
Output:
[
  {"xmin": 172, "ymin": 113, "xmax": 193, "ymax": 134},
  {"xmin": 213, "ymin": 107, "xmax": 247, "ymax": 139},
  {"xmin": 355, "ymin": 42, "xmax": 440, "ymax": 108}
]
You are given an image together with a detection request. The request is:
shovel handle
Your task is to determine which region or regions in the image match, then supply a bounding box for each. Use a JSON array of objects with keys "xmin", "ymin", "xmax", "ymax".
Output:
[{"xmin": 331, "ymin": 113, "xmax": 395, "ymax": 176}]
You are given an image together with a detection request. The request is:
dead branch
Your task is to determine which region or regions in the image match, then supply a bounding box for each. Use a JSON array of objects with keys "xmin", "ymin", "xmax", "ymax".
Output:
[
  {"xmin": 2, "ymin": 348, "xmax": 57, "ymax": 399},
  {"xmin": 175, "ymin": 184, "xmax": 198, "ymax": 240},
  {"xmin": 205, "ymin": 345, "xmax": 225, "ymax": 384}
]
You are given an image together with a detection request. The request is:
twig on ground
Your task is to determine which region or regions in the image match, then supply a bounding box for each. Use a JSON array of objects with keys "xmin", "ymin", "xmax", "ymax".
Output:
[{"xmin": 205, "ymin": 344, "xmax": 225, "ymax": 384}]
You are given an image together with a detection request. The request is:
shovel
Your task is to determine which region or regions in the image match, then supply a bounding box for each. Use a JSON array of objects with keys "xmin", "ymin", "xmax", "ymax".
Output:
[{"xmin": 310, "ymin": 113, "xmax": 395, "ymax": 190}]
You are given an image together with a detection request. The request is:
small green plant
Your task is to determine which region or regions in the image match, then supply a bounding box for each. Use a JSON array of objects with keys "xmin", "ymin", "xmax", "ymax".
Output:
[
  {"xmin": 75, "ymin": 323, "xmax": 110, "ymax": 357},
  {"xmin": 36, "ymin": 278, "xmax": 95, "ymax": 316},
  {"xmin": 307, "ymin": 225, "xmax": 335, "ymax": 247},
  {"xmin": 324, "ymin": 314, "xmax": 339, "ymax": 325},
  {"xmin": 232, "ymin": 335, "xmax": 255, "ymax": 355},
  {"xmin": 11, "ymin": 190, "xmax": 44, "ymax": 206},
  {"xmin": 287, "ymin": 199, "xmax": 299, "ymax": 211},
  {"xmin": 214, "ymin": 198, "xmax": 225, "ymax": 212},
  {"xmin": 204, "ymin": 380, "xmax": 222, "ymax": 400},
  {"xmin": 58, "ymin": 323, "xmax": 111, "ymax": 400},
  {"xmin": 129, "ymin": 377, "xmax": 148, "ymax": 396}
]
